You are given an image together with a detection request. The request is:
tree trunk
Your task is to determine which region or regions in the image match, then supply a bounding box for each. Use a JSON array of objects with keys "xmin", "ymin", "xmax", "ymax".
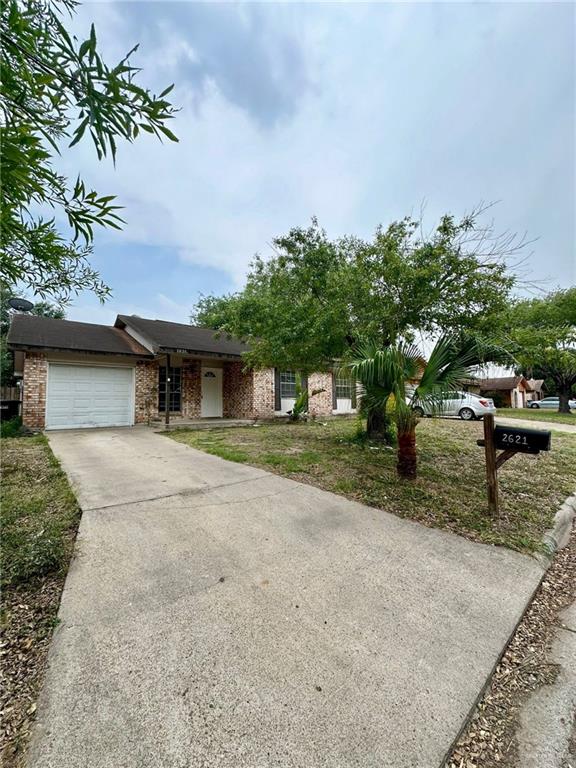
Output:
[
  {"xmin": 367, "ymin": 407, "xmax": 392, "ymax": 443},
  {"xmin": 397, "ymin": 428, "xmax": 417, "ymax": 479},
  {"xmin": 558, "ymin": 388, "xmax": 571, "ymax": 414}
]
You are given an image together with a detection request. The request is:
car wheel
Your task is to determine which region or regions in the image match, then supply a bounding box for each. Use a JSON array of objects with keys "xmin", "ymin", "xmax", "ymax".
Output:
[
  {"xmin": 413, "ymin": 406, "xmax": 425, "ymax": 417},
  {"xmin": 459, "ymin": 407, "xmax": 476, "ymax": 421},
  {"xmin": 531, "ymin": 403, "xmax": 540, "ymax": 408}
]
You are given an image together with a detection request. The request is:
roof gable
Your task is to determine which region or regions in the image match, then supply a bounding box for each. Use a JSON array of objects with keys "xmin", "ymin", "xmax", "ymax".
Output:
[
  {"xmin": 7, "ymin": 315, "xmax": 153, "ymax": 357},
  {"xmin": 115, "ymin": 315, "xmax": 249, "ymax": 358},
  {"xmin": 479, "ymin": 376, "xmax": 532, "ymax": 391}
]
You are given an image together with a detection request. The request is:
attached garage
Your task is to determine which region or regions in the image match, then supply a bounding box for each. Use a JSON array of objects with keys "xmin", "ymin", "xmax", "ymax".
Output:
[{"xmin": 46, "ymin": 364, "xmax": 135, "ymax": 430}]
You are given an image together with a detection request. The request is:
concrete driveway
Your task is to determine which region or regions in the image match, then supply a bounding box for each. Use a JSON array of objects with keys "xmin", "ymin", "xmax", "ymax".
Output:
[{"xmin": 29, "ymin": 427, "xmax": 544, "ymax": 768}]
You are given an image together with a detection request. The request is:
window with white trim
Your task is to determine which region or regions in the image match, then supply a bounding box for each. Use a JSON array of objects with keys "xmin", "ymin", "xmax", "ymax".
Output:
[
  {"xmin": 279, "ymin": 371, "xmax": 297, "ymax": 398},
  {"xmin": 335, "ymin": 376, "xmax": 353, "ymax": 399}
]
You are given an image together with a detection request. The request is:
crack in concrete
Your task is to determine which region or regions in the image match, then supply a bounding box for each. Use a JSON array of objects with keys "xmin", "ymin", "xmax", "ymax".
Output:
[{"xmin": 81, "ymin": 472, "xmax": 276, "ymax": 514}]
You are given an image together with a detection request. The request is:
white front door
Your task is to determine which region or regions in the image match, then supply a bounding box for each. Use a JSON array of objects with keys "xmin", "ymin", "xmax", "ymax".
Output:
[{"xmin": 201, "ymin": 367, "xmax": 223, "ymax": 417}]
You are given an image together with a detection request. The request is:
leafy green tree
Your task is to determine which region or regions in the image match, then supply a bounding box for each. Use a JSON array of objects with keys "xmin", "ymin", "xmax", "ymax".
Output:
[
  {"xmin": 505, "ymin": 288, "xmax": 576, "ymax": 414},
  {"xmin": 0, "ymin": 0, "xmax": 178, "ymax": 301},
  {"xmin": 193, "ymin": 220, "xmax": 351, "ymax": 372},
  {"xmin": 193, "ymin": 212, "xmax": 519, "ymax": 437}
]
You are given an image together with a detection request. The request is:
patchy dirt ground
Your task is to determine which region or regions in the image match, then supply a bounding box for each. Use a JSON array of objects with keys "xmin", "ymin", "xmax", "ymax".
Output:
[
  {"xmin": 0, "ymin": 578, "xmax": 65, "ymax": 767},
  {"xmin": 1, "ymin": 435, "xmax": 80, "ymax": 767},
  {"xmin": 445, "ymin": 520, "xmax": 576, "ymax": 768}
]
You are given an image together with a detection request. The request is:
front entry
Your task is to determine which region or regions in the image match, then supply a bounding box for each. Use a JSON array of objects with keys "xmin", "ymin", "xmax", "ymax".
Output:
[{"xmin": 201, "ymin": 366, "xmax": 223, "ymax": 417}]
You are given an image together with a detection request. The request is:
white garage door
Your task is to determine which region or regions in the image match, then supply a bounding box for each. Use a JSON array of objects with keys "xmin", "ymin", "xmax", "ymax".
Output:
[{"xmin": 46, "ymin": 364, "xmax": 135, "ymax": 430}]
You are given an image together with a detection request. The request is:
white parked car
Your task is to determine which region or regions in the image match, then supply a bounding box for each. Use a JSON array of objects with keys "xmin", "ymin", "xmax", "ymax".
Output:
[
  {"xmin": 412, "ymin": 391, "xmax": 496, "ymax": 421},
  {"xmin": 528, "ymin": 396, "xmax": 576, "ymax": 410}
]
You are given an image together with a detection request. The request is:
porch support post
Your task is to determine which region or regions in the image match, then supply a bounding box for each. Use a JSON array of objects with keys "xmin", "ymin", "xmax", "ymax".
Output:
[{"xmin": 165, "ymin": 352, "xmax": 171, "ymax": 427}]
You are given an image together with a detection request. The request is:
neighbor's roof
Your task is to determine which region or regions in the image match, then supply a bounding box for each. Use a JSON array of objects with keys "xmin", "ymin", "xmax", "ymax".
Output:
[
  {"xmin": 479, "ymin": 376, "xmax": 532, "ymax": 391},
  {"xmin": 115, "ymin": 315, "xmax": 250, "ymax": 357},
  {"xmin": 527, "ymin": 378, "xmax": 545, "ymax": 392},
  {"xmin": 7, "ymin": 314, "xmax": 153, "ymax": 357}
]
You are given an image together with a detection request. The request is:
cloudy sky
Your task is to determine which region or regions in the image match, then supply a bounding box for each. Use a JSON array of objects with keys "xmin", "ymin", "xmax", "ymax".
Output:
[{"xmin": 61, "ymin": 1, "xmax": 575, "ymax": 325}]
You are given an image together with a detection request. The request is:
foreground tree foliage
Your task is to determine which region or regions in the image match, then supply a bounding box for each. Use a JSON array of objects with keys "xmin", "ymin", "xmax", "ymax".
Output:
[
  {"xmin": 505, "ymin": 288, "xmax": 576, "ymax": 414},
  {"xmin": 0, "ymin": 0, "xmax": 178, "ymax": 301},
  {"xmin": 194, "ymin": 211, "xmax": 521, "ymax": 437}
]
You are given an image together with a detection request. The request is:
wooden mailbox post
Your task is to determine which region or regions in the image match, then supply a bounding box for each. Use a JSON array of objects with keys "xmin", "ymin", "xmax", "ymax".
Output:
[{"xmin": 477, "ymin": 415, "xmax": 551, "ymax": 516}]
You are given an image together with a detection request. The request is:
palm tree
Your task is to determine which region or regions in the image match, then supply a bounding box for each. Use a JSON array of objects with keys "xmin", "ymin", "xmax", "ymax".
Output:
[{"xmin": 346, "ymin": 334, "xmax": 508, "ymax": 479}]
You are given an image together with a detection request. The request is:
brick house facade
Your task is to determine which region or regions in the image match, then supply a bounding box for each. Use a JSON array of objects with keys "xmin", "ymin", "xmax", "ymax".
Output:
[
  {"xmin": 21, "ymin": 352, "xmax": 48, "ymax": 430},
  {"xmin": 10, "ymin": 314, "xmax": 352, "ymax": 431}
]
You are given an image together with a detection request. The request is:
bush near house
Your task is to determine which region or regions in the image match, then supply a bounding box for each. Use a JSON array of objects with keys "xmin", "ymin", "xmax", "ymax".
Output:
[
  {"xmin": 483, "ymin": 390, "xmax": 508, "ymax": 409},
  {"xmin": 0, "ymin": 435, "xmax": 80, "ymax": 767}
]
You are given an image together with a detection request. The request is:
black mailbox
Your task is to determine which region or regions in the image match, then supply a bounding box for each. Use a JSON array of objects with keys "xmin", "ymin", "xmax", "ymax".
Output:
[{"xmin": 493, "ymin": 425, "xmax": 551, "ymax": 454}]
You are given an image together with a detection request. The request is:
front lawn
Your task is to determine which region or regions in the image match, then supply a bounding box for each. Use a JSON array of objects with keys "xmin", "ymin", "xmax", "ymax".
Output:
[
  {"xmin": 0, "ymin": 435, "xmax": 80, "ymax": 767},
  {"xmin": 496, "ymin": 408, "xmax": 576, "ymax": 426},
  {"xmin": 168, "ymin": 418, "xmax": 576, "ymax": 553}
]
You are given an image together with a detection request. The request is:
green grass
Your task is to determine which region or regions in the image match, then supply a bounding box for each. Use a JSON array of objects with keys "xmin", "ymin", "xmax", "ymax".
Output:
[
  {"xmin": 496, "ymin": 408, "xmax": 576, "ymax": 426},
  {"xmin": 167, "ymin": 419, "xmax": 576, "ymax": 552},
  {"xmin": 0, "ymin": 416, "xmax": 23, "ymax": 438},
  {"xmin": 1, "ymin": 435, "xmax": 81, "ymax": 766},
  {"xmin": 1, "ymin": 435, "xmax": 80, "ymax": 587}
]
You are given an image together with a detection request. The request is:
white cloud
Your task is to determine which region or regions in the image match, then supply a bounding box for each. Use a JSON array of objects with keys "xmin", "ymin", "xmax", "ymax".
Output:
[{"xmin": 58, "ymin": 0, "xmax": 574, "ymax": 304}]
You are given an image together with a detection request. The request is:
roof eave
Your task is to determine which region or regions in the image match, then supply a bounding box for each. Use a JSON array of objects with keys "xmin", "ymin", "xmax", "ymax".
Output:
[
  {"xmin": 8, "ymin": 342, "xmax": 154, "ymax": 359},
  {"xmin": 156, "ymin": 346, "xmax": 244, "ymax": 360}
]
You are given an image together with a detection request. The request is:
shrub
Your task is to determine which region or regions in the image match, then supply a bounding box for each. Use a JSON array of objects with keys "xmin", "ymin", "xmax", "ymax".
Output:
[
  {"xmin": 482, "ymin": 390, "xmax": 508, "ymax": 408},
  {"xmin": 0, "ymin": 415, "xmax": 22, "ymax": 438}
]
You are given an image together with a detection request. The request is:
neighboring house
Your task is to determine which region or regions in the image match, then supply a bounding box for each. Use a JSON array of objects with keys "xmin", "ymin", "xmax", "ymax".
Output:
[
  {"xmin": 478, "ymin": 376, "xmax": 533, "ymax": 408},
  {"xmin": 460, "ymin": 376, "xmax": 481, "ymax": 394},
  {"xmin": 7, "ymin": 314, "xmax": 357, "ymax": 430},
  {"xmin": 525, "ymin": 378, "xmax": 545, "ymax": 403}
]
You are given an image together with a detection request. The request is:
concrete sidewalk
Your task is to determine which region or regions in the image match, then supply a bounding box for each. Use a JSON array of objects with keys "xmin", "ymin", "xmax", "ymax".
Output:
[
  {"xmin": 495, "ymin": 416, "xmax": 576, "ymax": 434},
  {"xmin": 28, "ymin": 428, "xmax": 544, "ymax": 768}
]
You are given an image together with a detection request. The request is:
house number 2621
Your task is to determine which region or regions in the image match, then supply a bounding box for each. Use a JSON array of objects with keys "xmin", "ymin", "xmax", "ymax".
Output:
[{"xmin": 502, "ymin": 433, "xmax": 528, "ymax": 445}]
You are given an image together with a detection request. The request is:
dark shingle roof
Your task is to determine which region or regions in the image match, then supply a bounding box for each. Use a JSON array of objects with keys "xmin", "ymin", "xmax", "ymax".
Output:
[
  {"xmin": 479, "ymin": 376, "xmax": 532, "ymax": 391},
  {"xmin": 115, "ymin": 315, "xmax": 249, "ymax": 357},
  {"xmin": 7, "ymin": 314, "xmax": 153, "ymax": 357}
]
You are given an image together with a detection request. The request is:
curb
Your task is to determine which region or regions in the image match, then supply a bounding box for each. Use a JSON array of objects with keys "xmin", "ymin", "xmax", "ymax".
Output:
[
  {"xmin": 441, "ymin": 491, "xmax": 576, "ymax": 767},
  {"xmin": 533, "ymin": 492, "xmax": 576, "ymax": 568}
]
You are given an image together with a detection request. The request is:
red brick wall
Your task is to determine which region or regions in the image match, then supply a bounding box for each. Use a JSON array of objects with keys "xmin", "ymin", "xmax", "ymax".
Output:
[
  {"xmin": 308, "ymin": 372, "xmax": 334, "ymax": 417},
  {"xmin": 135, "ymin": 360, "xmax": 159, "ymax": 424},
  {"xmin": 253, "ymin": 368, "xmax": 275, "ymax": 418},
  {"xmin": 22, "ymin": 352, "xmax": 47, "ymax": 429},
  {"xmin": 223, "ymin": 362, "xmax": 254, "ymax": 418},
  {"xmin": 181, "ymin": 360, "xmax": 201, "ymax": 418}
]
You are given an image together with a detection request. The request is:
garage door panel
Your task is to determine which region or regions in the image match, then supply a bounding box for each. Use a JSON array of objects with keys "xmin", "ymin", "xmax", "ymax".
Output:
[{"xmin": 46, "ymin": 365, "xmax": 134, "ymax": 429}]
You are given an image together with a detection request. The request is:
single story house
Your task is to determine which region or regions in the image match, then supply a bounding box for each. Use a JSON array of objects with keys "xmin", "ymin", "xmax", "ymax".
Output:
[
  {"xmin": 478, "ymin": 375, "xmax": 533, "ymax": 408},
  {"xmin": 8, "ymin": 314, "xmax": 357, "ymax": 430},
  {"xmin": 525, "ymin": 378, "xmax": 545, "ymax": 403}
]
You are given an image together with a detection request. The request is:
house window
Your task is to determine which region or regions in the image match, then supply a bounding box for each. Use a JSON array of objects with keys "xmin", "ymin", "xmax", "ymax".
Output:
[
  {"xmin": 335, "ymin": 376, "xmax": 353, "ymax": 399},
  {"xmin": 279, "ymin": 371, "xmax": 297, "ymax": 398},
  {"xmin": 158, "ymin": 366, "xmax": 182, "ymax": 412}
]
